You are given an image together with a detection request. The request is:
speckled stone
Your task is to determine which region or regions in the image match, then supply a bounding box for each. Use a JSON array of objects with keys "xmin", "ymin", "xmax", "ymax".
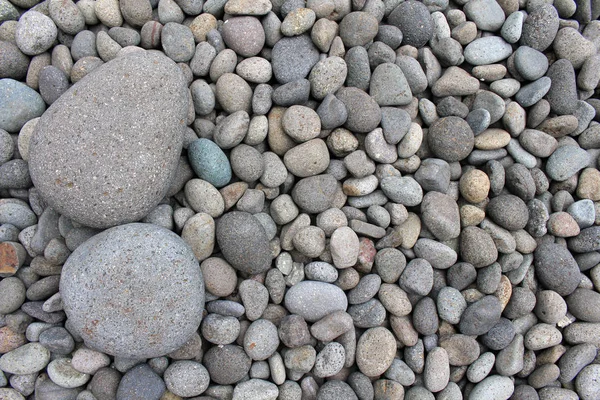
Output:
[
  {"xmin": 216, "ymin": 211, "xmax": 271, "ymax": 274},
  {"xmin": 534, "ymin": 242, "xmax": 580, "ymax": 296},
  {"xmin": 284, "ymin": 281, "xmax": 348, "ymax": 322},
  {"xmin": 60, "ymin": 223, "xmax": 205, "ymax": 358},
  {"xmin": 29, "ymin": 51, "xmax": 187, "ymax": 228}
]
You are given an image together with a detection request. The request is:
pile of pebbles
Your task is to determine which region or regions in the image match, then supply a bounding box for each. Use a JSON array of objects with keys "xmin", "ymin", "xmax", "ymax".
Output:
[{"xmin": 2, "ymin": 0, "xmax": 600, "ymax": 398}]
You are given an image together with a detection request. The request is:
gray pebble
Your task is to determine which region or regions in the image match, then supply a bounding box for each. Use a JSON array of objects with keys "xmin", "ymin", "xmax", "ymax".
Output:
[
  {"xmin": 546, "ymin": 145, "xmax": 589, "ymax": 181},
  {"xmin": 272, "ymin": 79, "xmax": 310, "ymax": 106},
  {"xmin": 388, "ymin": 1, "xmax": 433, "ymax": 47},
  {"xmin": 15, "ymin": 11, "xmax": 57, "ymax": 56},
  {"xmin": 460, "ymin": 295, "xmax": 503, "ymax": 335},
  {"xmin": 244, "ymin": 319, "xmax": 280, "ymax": 361},
  {"xmin": 204, "ymin": 345, "xmax": 251, "ymax": 385},
  {"xmin": 271, "ymin": 34, "xmax": 319, "ymax": 84},
  {"xmin": 337, "ymin": 86, "xmax": 382, "ymax": 133},
  {"xmin": 216, "ymin": 211, "xmax": 271, "ymax": 274},
  {"xmin": 521, "ymin": 4, "xmax": 559, "ymax": 51},
  {"xmin": 464, "ymin": 36, "xmax": 513, "ymax": 65},
  {"xmin": 546, "ymin": 59, "xmax": 578, "ymax": 115},
  {"xmin": 116, "ymin": 364, "xmax": 166, "ymax": 400},
  {"xmin": 284, "ymin": 281, "xmax": 347, "ymax": 322}
]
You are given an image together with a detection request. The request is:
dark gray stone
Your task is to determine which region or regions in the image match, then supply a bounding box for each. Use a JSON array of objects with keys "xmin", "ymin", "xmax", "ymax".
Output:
[{"xmin": 216, "ymin": 211, "xmax": 271, "ymax": 275}]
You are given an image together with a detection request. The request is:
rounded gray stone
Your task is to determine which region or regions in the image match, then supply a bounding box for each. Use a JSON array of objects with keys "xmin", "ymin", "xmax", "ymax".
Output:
[
  {"xmin": 521, "ymin": 4, "xmax": 559, "ymax": 51},
  {"xmin": 222, "ymin": 16, "xmax": 265, "ymax": 57},
  {"xmin": 38, "ymin": 66, "xmax": 70, "ymax": 105},
  {"xmin": 336, "ymin": 86, "xmax": 382, "ymax": 133},
  {"xmin": 284, "ymin": 281, "xmax": 348, "ymax": 322},
  {"xmin": 339, "ymin": 11, "xmax": 379, "ymax": 47},
  {"xmin": 459, "ymin": 295, "xmax": 503, "ymax": 336},
  {"xmin": 487, "ymin": 194, "xmax": 529, "ymax": 231},
  {"xmin": 0, "ymin": 78, "xmax": 46, "ymax": 133},
  {"xmin": 291, "ymin": 174, "xmax": 338, "ymax": 214},
  {"xmin": 60, "ymin": 223, "xmax": 205, "ymax": 358},
  {"xmin": 164, "ymin": 360, "xmax": 209, "ymax": 398},
  {"xmin": 116, "ymin": 364, "xmax": 165, "ymax": 400},
  {"xmin": 203, "ymin": 344, "xmax": 251, "ymax": 385},
  {"xmin": 428, "ymin": 116, "xmax": 474, "ymax": 162},
  {"xmin": 271, "ymin": 34, "xmax": 319, "ymax": 84},
  {"xmin": 216, "ymin": 211, "xmax": 271, "ymax": 275},
  {"xmin": 0, "ymin": 41, "xmax": 30, "ymax": 80},
  {"xmin": 388, "ymin": 1, "xmax": 433, "ymax": 47},
  {"xmin": 534, "ymin": 242, "xmax": 580, "ymax": 296},
  {"xmin": 15, "ymin": 11, "xmax": 57, "ymax": 56},
  {"xmin": 464, "ymin": 36, "xmax": 513, "ymax": 66},
  {"xmin": 244, "ymin": 319, "xmax": 280, "ymax": 361},
  {"xmin": 29, "ymin": 51, "xmax": 187, "ymax": 229}
]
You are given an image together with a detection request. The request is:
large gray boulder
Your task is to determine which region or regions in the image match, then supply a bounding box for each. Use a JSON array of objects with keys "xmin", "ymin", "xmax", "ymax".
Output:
[
  {"xmin": 60, "ymin": 223, "xmax": 205, "ymax": 358},
  {"xmin": 29, "ymin": 51, "xmax": 188, "ymax": 228}
]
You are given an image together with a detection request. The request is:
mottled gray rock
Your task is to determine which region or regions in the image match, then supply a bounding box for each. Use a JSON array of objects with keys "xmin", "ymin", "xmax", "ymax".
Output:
[
  {"xmin": 60, "ymin": 223, "xmax": 204, "ymax": 358},
  {"xmin": 460, "ymin": 295, "xmax": 503, "ymax": 335},
  {"xmin": 29, "ymin": 52, "xmax": 187, "ymax": 228},
  {"xmin": 284, "ymin": 281, "xmax": 348, "ymax": 322},
  {"xmin": 116, "ymin": 364, "xmax": 165, "ymax": 400},
  {"xmin": 216, "ymin": 211, "xmax": 271, "ymax": 275},
  {"xmin": 388, "ymin": 1, "xmax": 433, "ymax": 47},
  {"xmin": 535, "ymin": 242, "xmax": 580, "ymax": 296},
  {"xmin": 271, "ymin": 34, "xmax": 319, "ymax": 84}
]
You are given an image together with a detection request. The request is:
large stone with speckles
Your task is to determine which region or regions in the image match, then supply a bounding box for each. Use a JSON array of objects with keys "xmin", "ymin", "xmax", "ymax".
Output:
[
  {"xmin": 29, "ymin": 51, "xmax": 188, "ymax": 228},
  {"xmin": 60, "ymin": 223, "xmax": 205, "ymax": 358}
]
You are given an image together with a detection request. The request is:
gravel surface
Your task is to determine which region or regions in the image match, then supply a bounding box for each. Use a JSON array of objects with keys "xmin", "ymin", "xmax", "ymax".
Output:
[{"xmin": 1, "ymin": 0, "xmax": 600, "ymax": 399}]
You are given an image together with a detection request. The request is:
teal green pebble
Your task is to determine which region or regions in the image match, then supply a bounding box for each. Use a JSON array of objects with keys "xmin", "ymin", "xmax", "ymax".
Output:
[
  {"xmin": 188, "ymin": 138, "xmax": 232, "ymax": 188},
  {"xmin": 0, "ymin": 79, "xmax": 46, "ymax": 133}
]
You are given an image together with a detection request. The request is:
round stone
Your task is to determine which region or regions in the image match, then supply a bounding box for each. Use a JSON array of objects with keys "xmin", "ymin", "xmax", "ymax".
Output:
[
  {"xmin": 164, "ymin": 360, "xmax": 209, "ymax": 398},
  {"xmin": 243, "ymin": 319, "xmax": 280, "ymax": 361},
  {"xmin": 15, "ymin": 11, "xmax": 58, "ymax": 56},
  {"xmin": 339, "ymin": 12, "xmax": 379, "ymax": 47},
  {"xmin": 221, "ymin": 16, "xmax": 265, "ymax": 57},
  {"xmin": 388, "ymin": 1, "xmax": 433, "ymax": 47},
  {"xmin": 203, "ymin": 345, "xmax": 251, "ymax": 385},
  {"xmin": 188, "ymin": 138, "xmax": 232, "ymax": 188},
  {"xmin": 29, "ymin": 51, "xmax": 187, "ymax": 229},
  {"xmin": 271, "ymin": 34, "xmax": 319, "ymax": 84},
  {"xmin": 459, "ymin": 295, "xmax": 503, "ymax": 336},
  {"xmin": 0, "ymin": 79, "xmax": 46, "ymax": 133},
  {"xmin": 216, "ymin": 211, "xmax": 271, "ymax": 275},
  {"xmin": 356, "ymin": 327, "xmax": 396, "ymax": 377},
  {"xmin": 428, "ymin": 117, "xmax": 475, "ymax": 162},
  {"xmin": 460, "ymin": 169, "xmax": 490, "ymax": 203},
  {"xmin": 60, "ymin": 223, "xmax": 205, "ymax": 358}
]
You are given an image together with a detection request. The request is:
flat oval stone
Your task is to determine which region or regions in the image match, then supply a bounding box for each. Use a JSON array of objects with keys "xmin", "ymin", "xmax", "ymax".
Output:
[
  {"xmin": 464, "ymin": 36, "xmax": 513, "ymax": 66},
  {"xmin": 216, "ymin": 211, "xmax": 271, "ymax": 275},
  {"xmin": 534, "ymin": 242, "xmax": 580, "ymax": 296},
  {"xmin": 188, "ymin": 138, "xmax": 232, "ymax": 188},
  {"xmin": 546, "ymin": 145, "xmax": 590, "ymax": 181},
  {"xmin": 29, "ymin": 51, "xmax": 188, "ymax": 228},
  {"xmin": 60, "ymin": 223, "xmax": 204, "ymax": 358},
  {"xmin": 0, "ymin": 79, "xmax": 46, "ymax": 133},
  {"xmin": 284, "ymin": 281, "xmax": 348, "ymax": 322},
  {"xmin": 0, "ymin": 342, "xmax": 50, "ymax": 374}
]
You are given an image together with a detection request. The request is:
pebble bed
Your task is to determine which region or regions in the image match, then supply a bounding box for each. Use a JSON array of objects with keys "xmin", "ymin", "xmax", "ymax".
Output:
[{"xmin": 1, "ymin": 0, "xmax": 600, "ymax": 398}]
